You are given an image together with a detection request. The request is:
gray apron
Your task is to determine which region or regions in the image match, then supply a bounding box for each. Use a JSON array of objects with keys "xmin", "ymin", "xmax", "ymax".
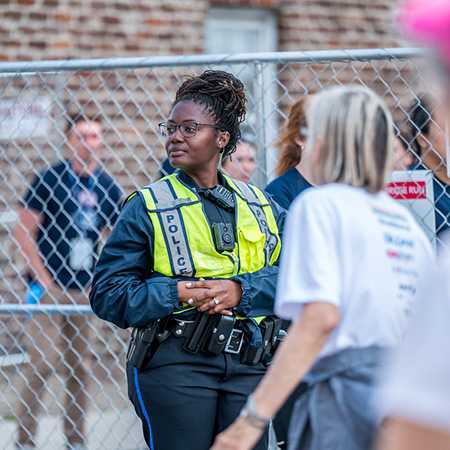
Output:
[{"xmin": 288, "ymin": 346, "xmax": 386, "ymax": 450}]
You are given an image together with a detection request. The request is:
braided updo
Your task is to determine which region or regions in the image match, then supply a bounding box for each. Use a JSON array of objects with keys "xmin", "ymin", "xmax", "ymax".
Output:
[{"xmin": 173, "ymin": 70, "xmax": 247, "ymax": 158}]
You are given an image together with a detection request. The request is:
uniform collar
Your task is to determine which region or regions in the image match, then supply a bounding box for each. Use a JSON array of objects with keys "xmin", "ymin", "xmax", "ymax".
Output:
[{"xmin": 178, "ymin": 170, "xmax": 228, "ymax": 193}]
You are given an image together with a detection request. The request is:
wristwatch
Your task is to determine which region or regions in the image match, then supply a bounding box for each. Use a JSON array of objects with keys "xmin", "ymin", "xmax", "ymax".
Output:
[{"xmin": 239, "ymin": 393, "xmax": 272, "ymax": 430}]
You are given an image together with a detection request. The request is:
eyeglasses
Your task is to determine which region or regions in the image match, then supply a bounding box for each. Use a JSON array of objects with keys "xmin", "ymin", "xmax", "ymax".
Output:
[{"xmin": 158, "ymin": 121, "xmax": 220, "ymax": 138}]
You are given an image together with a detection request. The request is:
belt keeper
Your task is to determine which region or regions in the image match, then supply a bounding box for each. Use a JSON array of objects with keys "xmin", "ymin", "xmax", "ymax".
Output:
[{"xmin": 173, "ymin": 320, "xmax": 187, "ymax": 337}]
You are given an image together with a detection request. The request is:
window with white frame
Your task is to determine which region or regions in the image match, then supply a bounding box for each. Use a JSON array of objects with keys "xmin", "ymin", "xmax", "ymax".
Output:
[{"xmin": 205, "ymin": 7, "xmax": 278, "ymax": 186}]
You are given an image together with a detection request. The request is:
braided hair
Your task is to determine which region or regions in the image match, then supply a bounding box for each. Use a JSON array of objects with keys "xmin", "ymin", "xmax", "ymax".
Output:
[{"xmin": 173, "ymin": 70, "xmax": 247, "ymax": 158}]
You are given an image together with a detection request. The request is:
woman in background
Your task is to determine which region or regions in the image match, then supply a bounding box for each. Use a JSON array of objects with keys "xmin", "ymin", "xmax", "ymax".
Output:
[
  {"xmin": 265, "ymin": 96, "xmax": 313, "ymax": 210},
  {"xmin": 375, "ymin": 1, "xmax": 450, "ymax": 448}
]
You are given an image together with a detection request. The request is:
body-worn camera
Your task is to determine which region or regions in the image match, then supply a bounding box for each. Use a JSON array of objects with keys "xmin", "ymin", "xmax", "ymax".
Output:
[{"xmin": 213, "ymin": 222, "xmax": 235, "ymax": 252}]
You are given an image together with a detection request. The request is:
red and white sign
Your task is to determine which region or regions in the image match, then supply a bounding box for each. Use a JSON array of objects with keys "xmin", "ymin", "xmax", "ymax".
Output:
[
  {"xmin": 385, "ymin": 170, "xmax": 436, "ymax": 248},
  {"xmin": 385, "ymin": 180, "xmax": 427, "ymax": 200}
]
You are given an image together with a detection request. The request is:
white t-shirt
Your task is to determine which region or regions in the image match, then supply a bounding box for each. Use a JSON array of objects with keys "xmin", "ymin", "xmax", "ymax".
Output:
[
  {"xmin": 377, "ymin": 241, "xmax": 450, "ymax": 431},
  {"xmin": 275, "ymin": 183, "xmax": 434, "ymax": 359}
]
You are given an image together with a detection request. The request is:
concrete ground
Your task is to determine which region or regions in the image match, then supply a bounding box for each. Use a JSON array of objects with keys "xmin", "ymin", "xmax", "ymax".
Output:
[
  {"xmin": 0, "ymin": 410, "xmax": 147, "ymax": 450},
  {"xmin": 0, "ymin": 350, "xmax": 147, "ymax": 450}
]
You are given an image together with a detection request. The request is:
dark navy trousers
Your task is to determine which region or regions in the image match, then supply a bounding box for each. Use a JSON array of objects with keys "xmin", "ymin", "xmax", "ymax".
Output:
[{"xmin": 127, "ymin": 333, "xmax": 269, "ymax": 450}]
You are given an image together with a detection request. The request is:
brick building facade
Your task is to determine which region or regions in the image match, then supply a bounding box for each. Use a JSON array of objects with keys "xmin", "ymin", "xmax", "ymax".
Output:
[{"xmin": 1, "ymin": 0, "xmax": 405, "ymax": 62}]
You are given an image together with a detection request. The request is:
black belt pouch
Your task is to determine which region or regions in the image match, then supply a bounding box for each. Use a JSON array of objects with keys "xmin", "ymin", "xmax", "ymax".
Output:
[
  {"xmin": 240, "ymin": 318, "xmax": 275, "ymax": 365},
  {"xmin": 202, "ymin": 315, "xmax": 236, "ymax": 355},
  {"xmin": 182, "ymin": 312, "xmax": 212, "ymax": 354}
]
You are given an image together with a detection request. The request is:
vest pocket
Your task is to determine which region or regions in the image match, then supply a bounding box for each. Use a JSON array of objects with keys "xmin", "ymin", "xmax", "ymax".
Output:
[{"xmin": 238, "ymin": 228, "xmax": 266, "ymax": 272}]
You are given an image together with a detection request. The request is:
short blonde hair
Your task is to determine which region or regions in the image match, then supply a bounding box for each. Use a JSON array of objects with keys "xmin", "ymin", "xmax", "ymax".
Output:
[{"xmin": 307, "ymin": 86, "xmax": 393, "ymax": 193}]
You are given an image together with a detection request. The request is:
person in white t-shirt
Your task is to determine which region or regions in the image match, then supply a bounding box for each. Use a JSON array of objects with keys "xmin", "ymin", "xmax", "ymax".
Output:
[
  {"xmin": 210, "ymin": 86, "xmax": 434, "ymax": 450},
  {"xmin": 373, "ymin": 1, "xmax": 450, "ymax": 449},
  {"xmin": 375, "ymin": 239, "xmax": 450, "ymax": 450}
]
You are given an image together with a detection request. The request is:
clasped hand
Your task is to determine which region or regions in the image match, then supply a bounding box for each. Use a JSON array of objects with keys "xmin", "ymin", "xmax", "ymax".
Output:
[{"xmin": 178, "ymin": 278, "xmax": 242, "ymax": 315}]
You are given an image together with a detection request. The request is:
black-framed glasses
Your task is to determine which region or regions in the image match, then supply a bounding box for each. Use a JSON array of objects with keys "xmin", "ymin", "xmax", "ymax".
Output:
[{"xmin": 158, "ymin": 121, "xmax": 220, "ymax": 138}]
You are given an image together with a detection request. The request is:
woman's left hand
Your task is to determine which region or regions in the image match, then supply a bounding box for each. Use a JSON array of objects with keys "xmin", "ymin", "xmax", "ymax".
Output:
[
  {"xmin": 210, "ymin": 416, "xmax": 263, "ymax": 450},
  {"xmin": 186, "ymin": 278, "xmax": 243, "ymax": 315}
]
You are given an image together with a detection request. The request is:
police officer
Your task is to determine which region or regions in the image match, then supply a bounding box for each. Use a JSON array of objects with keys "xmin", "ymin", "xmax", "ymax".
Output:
[{"xmin": 90, "ymin": 70, "xmax": 286, "ymax": 450}]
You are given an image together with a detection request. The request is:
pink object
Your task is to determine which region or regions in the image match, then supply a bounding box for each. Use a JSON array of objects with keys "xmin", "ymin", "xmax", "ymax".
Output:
[{"xmin": 398, "ymin": 0, "xmax": 450, "ymax": 69}]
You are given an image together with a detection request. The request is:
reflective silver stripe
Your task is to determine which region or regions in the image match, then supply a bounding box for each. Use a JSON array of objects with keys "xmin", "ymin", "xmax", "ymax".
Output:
[
  {"xmin": 143, "ymin": 180, "xmax": 193, "ymax": 211},
  {"xmin": 148, "ymin": 197, "xmax": 193, "ymax": 211},
  {"xmin": 148, "ymin": 180, "xmax": 195, "ymax": 277},
  {"xmin": 232, "ymin": 179, "xmax": 263, "ymax": 205},
  {"xmin": 232, "ymin": 180, "xmax": 277, "ymax": 266}
]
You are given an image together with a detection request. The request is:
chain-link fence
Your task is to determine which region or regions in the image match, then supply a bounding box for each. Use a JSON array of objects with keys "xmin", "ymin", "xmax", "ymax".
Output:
[{"xmin": 0, "ymin": 48, "xmax": 446, "ymax": 449}]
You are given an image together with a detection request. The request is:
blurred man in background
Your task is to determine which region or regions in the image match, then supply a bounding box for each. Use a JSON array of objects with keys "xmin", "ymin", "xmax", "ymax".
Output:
[
  {"xmin": 14, "ymin": 113, "xmax": 122, "ymax": 450},
  {"xmin": 221, "ymin": 137, "xmax": 257, "ymax": 184}
]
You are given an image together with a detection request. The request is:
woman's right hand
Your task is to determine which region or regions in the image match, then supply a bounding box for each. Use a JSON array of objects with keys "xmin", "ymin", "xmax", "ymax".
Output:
[
  {"xmin": 177, "ymin": 279, "xmax": 210, "ymax": 305},
  {"xmin": 183, "ymin": 278, "xmax": 242, "ymax": 316}
]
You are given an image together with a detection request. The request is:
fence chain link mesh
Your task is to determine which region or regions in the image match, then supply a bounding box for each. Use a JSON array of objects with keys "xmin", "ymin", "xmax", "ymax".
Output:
[{"xmin": 0, "ymin": 48, "xmax": 446, "ymax": 449}]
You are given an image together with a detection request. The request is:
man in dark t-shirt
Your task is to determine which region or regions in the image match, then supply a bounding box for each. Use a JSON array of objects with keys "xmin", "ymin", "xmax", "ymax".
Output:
[
  {"xmin": 14, "ymin": 113, "xmax": 122, "ymax": 449},
  {"xmin": 24, "ymin": 160, "xmax": 121, "ymax": 289}
]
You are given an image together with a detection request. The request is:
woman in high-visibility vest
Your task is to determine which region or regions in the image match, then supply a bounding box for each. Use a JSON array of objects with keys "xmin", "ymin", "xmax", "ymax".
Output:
[{"xmin": 90, "ymin": 70, "xmax": 286, "ymax": 450}]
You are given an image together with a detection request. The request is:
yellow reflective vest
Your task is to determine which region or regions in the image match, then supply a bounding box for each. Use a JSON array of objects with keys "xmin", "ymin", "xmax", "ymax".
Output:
[{"xmin": 138, "ymin": 173, "xmax": 281, "ymax": 279}]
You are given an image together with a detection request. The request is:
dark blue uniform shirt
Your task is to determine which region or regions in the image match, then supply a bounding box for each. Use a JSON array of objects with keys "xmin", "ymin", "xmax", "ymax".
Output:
[{"xmin": 265, "ymin": 166, "xmax": 312, "ymax": 210}]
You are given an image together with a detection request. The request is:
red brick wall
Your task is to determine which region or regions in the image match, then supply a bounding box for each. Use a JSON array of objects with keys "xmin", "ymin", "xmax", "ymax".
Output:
[{"xmin": 0, "ymin": 0, "xmax": 407, "ymax": 62}]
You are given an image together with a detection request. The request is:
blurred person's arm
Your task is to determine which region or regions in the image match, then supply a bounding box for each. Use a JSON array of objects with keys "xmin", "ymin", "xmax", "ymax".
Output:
[
  {"xmin": 211, "ymin": 301, "xmax": 339, "ymax": 450},
  {"xmin": 374, "ymin": 248, "xmax": 449, "ymax": 450},
  {"xmin": 97, "ymin": 178, "xmax": 124, "ymax": 252},
  {"xmin": 14, "ymin": 207, "xmax": 53, "ymax": 289},
  {"xmin": 375, "ymin": 418, "xmax": 450, "ymax": 450},
  {"xmin": 97, "ymin": 174, "xmax": 123, "ymax": 235},
  {"xmin": 97, "ymin": 227, "xmax": 113, "ymax": 255}
]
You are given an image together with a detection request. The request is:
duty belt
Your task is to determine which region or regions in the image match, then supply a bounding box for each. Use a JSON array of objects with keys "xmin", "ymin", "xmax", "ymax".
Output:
[
  {"xmin": 127, "ymin": 313, "xmax": 283, "ymax": 369},
  {"xmin": 167, "ymin": 314, "xmax": 244, "ymax": 355},
  {"xmin": 167, "ymin": 313, "xmax": 283, "ymax": 365}
]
